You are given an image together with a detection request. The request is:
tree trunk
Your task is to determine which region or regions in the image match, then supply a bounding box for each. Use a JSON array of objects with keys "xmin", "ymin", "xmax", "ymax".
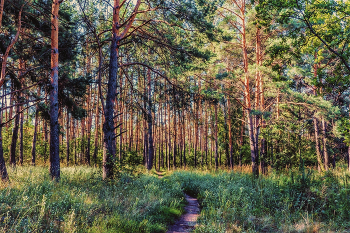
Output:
[
  {"xmin": 19, "ymin": 111, "xmax": 24, "ymax": 166},
  {"xmin": 349, "ymin": 99, "xmax": 350, "ymax": 172},
  {"xmin": 0, "ymin": 86, "xmax": 8, "ymax": 181},
  {"xmin": 348, "ymin": 145, "xmax": 350, "ymax": 172},
  {"xmin": 183, "ymin": 110, "xmax": 186, "ymax": 168},
  {"xmin": 313, "ymin": 117, "xmax": 323, "ymax": 172},
  {"xmin": 86, "ymin": 86, "xmax": 92, "ymax": 166},
  {"xmin": 44, "ymin": 120, "xmax": 48, "ymax": 163},
  {"xmin": 173, "ymin": 109, "xmax": 177, "ymax": 169},
  {"xmin": 239, "ymin": 1, "xmax": 258, "ymax": 177},
  {"xmin": 227, "ymin": 98, "xmax": 233, "ymax": 170},
  {"xmin": 93, "ymin": 89, "xmax": 100, "ymax": 165},
  {"xmin": 260, "ymin": 138, "xmax": 267, "ymax": 175},
  {"xmin": 194, "ymin": 100, "xmax": 198, "ymax": 168},
  {"xmin": 214, "ymin": 103, "xmax": 219, "ymax": 170},
  {"xmin": 103, "ymin": 2, "xmax": 119, "ymax": 179},
  {"xmin": 10, "ymin": 103, "xmax": 20, "ymax": 167},
  {"xmin": 147, "ymin": 69, "xmax": 154, "ymax": 170},
  {"xmin": 74, "ymin": 120, "xmax": 77, "ymax": 165},
  {"xmin": 167, "ymin": 98, "xmax": 171, "ymax": 170},
  {"xmin": 222, "ymin": 98, "xmax": 230, "ymax": 167},
  {"xmin": 66, "ymin": 110, "xmax": 70, "ymax": 166},
  {"xmin": 322, "ymin": 117, "xmax": 328, "ymax": 171},
  {"xmin": 0, "ymin": 123, "xmax": 8, "ymax": 180},
  {"xmin": 0, "ymin": 0, "xmax": 4, "ymax": 28},
  {"xmin": 239, "ymin": 107, "xmax": 244, "ymax": 167},
  {"xmin": 50, "ymin": 0, "xmax": 62, "ymax": 181},
  {"xmin": 31, "ymin": 104, "xmax": 39, "ymax": 166}
]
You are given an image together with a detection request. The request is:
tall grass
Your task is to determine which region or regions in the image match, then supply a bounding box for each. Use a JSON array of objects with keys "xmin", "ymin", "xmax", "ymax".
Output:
[
  {"xmin": 2, "ymin": 165, "xmax": 349, "ymax": 232},
  {"xmin": 169, "ymin": 167, "xmax": 350, "ymax": 232},
  {"xmin": 0, "ymin": 166, "xmax": 185, "ymax": 233}
]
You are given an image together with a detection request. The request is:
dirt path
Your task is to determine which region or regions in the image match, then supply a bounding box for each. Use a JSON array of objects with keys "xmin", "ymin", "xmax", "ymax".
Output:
[
  {"xmin": 155, "ymin": 171, "xmax": 200, "ymax": 232},
  {"xmin": 166, "ymin": 193, "xmax": 200, "ymax": 233}
]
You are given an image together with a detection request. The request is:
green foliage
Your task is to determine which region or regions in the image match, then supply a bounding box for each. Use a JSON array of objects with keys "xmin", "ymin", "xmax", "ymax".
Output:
[
  {"xmin": 168, "ymin": 170, "xmax": 350, "ymax": 232},
  {"xmin": 0, "ymin": 166, "xmax": 185, "ymax": 233}
]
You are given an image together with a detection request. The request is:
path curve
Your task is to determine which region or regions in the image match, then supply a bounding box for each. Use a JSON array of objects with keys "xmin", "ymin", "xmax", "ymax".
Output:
[{"xmin": 166, "ymin": 193, "xmax": 200, "ymax": 233}]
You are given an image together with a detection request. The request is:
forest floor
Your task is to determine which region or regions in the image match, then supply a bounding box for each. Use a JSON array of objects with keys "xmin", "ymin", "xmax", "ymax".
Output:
[
  {"xmin": 166, "ymin": 194, "xmax": 200, "ymax": 233},
  {"xmin": 155, "ymin": 171, "xmax": 200, "ymax": 233},
  {"xmin": 1, "ymin": 165, "xmax": 350, "ymax": 232}
]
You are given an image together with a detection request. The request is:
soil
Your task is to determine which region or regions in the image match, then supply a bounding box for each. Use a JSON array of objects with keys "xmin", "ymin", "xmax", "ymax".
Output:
[
  {"xmin": 166, "ymin": 194, "xmax": 200, "ymax": 233},
  {"xmin": 155, "ymin": 171, "xmax": 200, "ymax": 233}
]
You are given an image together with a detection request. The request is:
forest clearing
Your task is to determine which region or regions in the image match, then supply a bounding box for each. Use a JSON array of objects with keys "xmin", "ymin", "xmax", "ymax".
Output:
[{"xmin": 1, "ymin": 0, "xmax": 350, "ymax": 232}]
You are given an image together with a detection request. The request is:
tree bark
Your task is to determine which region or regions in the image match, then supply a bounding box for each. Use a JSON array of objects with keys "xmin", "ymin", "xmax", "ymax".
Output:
[
  {"xmin": 0, "ymin": 86, "xmax": 8, "ymax": 181},
  {"xmin": 66, "ymin": 110, "xmax": 70, "ymax": 166},
  {"xmin": 173, "ymin": 109, "xmax": 177, "ymax": 169},
  {"xmin": 9, "ymin": 101, "xmax": 20, "ymax": 167},
  {"xmin": 313, "ymin": 117, "xmax": 323, "ymax": 172},
  {"xmin": 349, "ymin": 99, "xmax": 350, "ymax": 172},
  {"xmin": 93, "ymin": 86, "xmax": 100, "ymax": 165},
  {"xmin": 0, "ymin": 0, "xmax": 4, "ymax": 28},
  {"xmin": 147, "ymin": 69, "xmax": 154, "ymax": 170},
  {"xmin": 214, "ymin": 103, "xmax": 219, "ymax": 170},
  {"xmin": 31, "ymin": 87, "xmax": 40, "ymax": 166},
  {"xmin": 103, "ymin": 0, "xmax": 141, "ymax": 178},
  {"xmin": 19, "ymin": 111, "xmax": 24, "ymax": 166},
  {"xmin": 194, "ymin": 100, "xmax": 198, "ymax": 168},
  {"xmin": 86, "ymin": 86, "xmax": 92, "ymax": 166},
  {"xmin": 103, "ymin": 1, "xmax": 120, "ymax": 179},
  {"xmin": 49, "ymin": 0, "xmax": 62, "ymax": 181},
  {"xmin": 322, "ymin": 117, "xmax": 328, "ymax": 171}
]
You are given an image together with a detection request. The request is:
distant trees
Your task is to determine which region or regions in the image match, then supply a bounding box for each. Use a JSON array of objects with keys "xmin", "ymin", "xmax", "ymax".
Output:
[{"xmin": 0, "ymin": 0, "xmax": 350, "ymax": 182}]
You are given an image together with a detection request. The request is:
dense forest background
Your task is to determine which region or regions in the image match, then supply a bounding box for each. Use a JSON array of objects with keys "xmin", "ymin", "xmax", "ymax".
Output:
[{"xmin": 1, "ymin": 0, "xmax": 350, "ymax": 181}]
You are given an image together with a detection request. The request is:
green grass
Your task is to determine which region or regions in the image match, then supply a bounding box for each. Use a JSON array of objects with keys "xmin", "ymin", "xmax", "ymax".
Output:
[
  {"xmin": 168, "ymin": 168, "xmax": 350, "ymax": 232},
  {"xmin": 1, "ymin": 166, "xmax": 350, "ymax": 232},
  {"xmin": 0, "ymin": 166, "xmax": 185, "ymax": 233}
]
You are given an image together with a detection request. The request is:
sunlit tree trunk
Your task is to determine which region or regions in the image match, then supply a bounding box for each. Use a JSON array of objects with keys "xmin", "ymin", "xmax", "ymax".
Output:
[
  {"xmin": 49, "ymin": 0, "xmax": 63, "ymax": 181},
  {"xmin": 0, "ymin": 0, "xmax": 4, "ymax": 29}
]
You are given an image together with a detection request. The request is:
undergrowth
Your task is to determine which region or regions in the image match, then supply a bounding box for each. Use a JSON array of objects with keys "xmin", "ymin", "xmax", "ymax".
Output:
[
  {"xmin": 0, "ymin": 166, "xmax": 185, "ymax": 233},
  {"xmin": 168, "ymin": 167, "xmax": 350, "ymax": 233},
  {"xmin": 1, "ymin": 165, "xmax": 350, "ymax": 232}
]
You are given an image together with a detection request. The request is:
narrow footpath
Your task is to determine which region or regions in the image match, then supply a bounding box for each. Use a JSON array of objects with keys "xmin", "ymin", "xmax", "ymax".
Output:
[
  {"xmin": 155, "ymin": 171, "xmax": 200, "ymax": 233},
  {"xmin": 166, "ymin": 194, "xmax": 200, "ymax": 233}
]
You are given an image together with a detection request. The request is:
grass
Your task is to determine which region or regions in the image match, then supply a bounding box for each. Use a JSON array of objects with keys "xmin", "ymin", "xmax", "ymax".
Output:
[
  {"xmin": 167, "ymin": 167, "xmax": 350, "ymax": 232},
  {"xmin": 0, "ymin": 166, "xmax": 185, "ymax": 233},
  {"xmin": 1, "ymin": 165, "xmax": 350, "ymax": 232}
]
